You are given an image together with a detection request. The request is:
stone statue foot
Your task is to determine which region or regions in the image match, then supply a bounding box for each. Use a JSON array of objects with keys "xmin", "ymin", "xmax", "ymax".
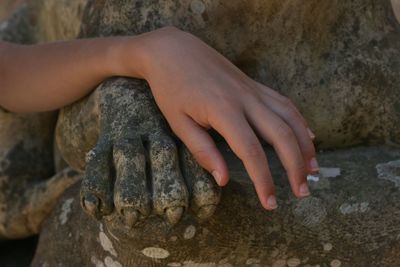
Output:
[{"xmin": 57, "ymin": 78, "xmax": 221, "ymax": 227}]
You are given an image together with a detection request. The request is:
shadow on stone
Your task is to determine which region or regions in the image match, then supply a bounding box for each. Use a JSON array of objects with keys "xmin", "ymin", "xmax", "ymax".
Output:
[{"xmin": 0, "ymin": 236, "xmax": 38, "ymax": 267}]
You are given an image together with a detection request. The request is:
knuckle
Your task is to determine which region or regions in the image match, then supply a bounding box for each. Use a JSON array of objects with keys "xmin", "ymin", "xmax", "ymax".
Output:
[
  {"xmin": 275, "ymin": 122, "xmax": 294, "ymax": 140},
  {"xmin": 303, "ymin": 145, "xmax": 316, "ymax": 158},
  {"xmin": 240, "ymin": 142, "xmax": 264, "ymax": 159},
  {"xmin": 192, "ymin": 147, "xmax": 212, "ymax": 164},
  {"xmin": 282, "ymin": 97, "xmax": 302, "ymax": 116},
  {"xmin": 282, "ymin": 97, "xmax": 294, "ymax": 107},
  {"xmin": 282, "ymin": 104, "xmax": 298, "ymax": 119},
  {"xmin": 214, "ymin": 97, "xmax": 238, "ymax": 113},
  {"xmin": 289, "ymin": 160, "xmax": 307, "ymax": 177}
]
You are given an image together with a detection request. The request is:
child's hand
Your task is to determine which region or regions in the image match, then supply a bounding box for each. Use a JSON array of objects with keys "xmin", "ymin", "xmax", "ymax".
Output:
[{"xmin": 127, "ymin": 27, "xmax": 319, "ymax": 210}]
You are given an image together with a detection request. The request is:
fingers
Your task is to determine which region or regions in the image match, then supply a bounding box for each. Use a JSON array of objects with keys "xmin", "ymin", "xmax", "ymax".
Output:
[
  {"xmin": 255, "ymin": 82, "xmax": 313, "ymax": 134},
  {"xmin": 255, "ymin": 84, "xmax": 318, "ymax": 174},
  {"xmin": 167, "ymin": 83, "xmax": 316, "ymax": 208},
  {"xmin": 245, "ymin": 98, "xmax": 310, "ymax": 198},
  {"xmin": 169, "ymin": 115, "xmax": 229, "ymax": 186},
  {"xmin": 209, "ymin": 111, "xmax": 277, "ymax": 210}
]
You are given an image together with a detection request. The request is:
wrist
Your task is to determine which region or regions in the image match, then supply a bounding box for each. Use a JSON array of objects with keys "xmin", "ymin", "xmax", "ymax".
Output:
[
  {"xmin": 108, "ymin": 35, "xmax": 151, "ymax": 80},
  {"xmin": 117, "ymin": 27, "xmax": 185, "ymax": 81}
]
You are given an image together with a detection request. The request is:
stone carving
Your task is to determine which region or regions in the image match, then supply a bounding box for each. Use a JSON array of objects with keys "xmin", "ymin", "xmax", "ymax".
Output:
[
  {"xmin": 0, "ymin": 0, "xmax": 399, "ymax": 266},
  {"xmin": 32, "ymin": 145, "xmax": 400, "ymax": 266},
  {"xmin": 56, "ymin": 78, "xmax": 221, "ymax": 226}
]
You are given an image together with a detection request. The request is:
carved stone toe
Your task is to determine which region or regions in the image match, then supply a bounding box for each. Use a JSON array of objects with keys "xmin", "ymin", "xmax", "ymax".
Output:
[
  {"xmin": 80, "ymin": 141, "xmax": 114, "ymax": 219},
  {"xmin": 149, "ymin": 134, "xmax": 189, "ymax": 224},
  {"xmin": 180, "ymin": 146, "xmax": 221, "ymax": 220},
  {"xmin": 113, "ymin": 138, "xmax": 151, "ymax": 227}
]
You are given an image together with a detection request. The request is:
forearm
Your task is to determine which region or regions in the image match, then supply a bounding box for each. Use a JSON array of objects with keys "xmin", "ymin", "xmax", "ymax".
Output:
[{"xmin": 0, "ymin": 36, "xmax": 145, "ymax": 112}]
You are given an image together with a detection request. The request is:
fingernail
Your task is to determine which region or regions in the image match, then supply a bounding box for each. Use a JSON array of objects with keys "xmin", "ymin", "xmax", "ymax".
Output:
[
  {"xmin": 307, "ymin": 128, "xmax": 316, "ymax": 139},
  {"xmin": 309, "ymin": 157, "xmax": 320, "ymax": 173},
  {"xmin": 267, "ymin": 195, "xmax": 278, "ymax": 210},
  {"xmin": 212, "ymin": 170, "xmax": 222, "ymax": 185},
  {"xmin": 299, "ymin": 183, "xmax": 310, "ymax": 197}
]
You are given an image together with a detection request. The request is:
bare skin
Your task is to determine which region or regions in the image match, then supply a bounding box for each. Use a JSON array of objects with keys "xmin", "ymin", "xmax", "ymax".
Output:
[{"xmin": 0, "ymin": 26, "xmax": 318, "ymax": 210}]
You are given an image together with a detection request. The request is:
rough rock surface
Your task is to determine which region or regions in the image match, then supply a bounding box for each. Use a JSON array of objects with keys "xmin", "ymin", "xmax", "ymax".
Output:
[{"xmin": 33, "ymin": 145, "xmax": 400, "ymax": 267}]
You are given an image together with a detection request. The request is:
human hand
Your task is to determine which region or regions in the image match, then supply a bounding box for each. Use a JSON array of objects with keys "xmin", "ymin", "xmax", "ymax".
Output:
[{"xmin": 124, "ymin": 27, "xmax": 319, "ymax": 210}]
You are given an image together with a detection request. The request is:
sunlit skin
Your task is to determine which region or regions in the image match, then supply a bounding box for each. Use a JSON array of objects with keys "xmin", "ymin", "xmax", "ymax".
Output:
[{"xmin": 0, "ymin": 26, "xmax": 319, "ymax": 210}]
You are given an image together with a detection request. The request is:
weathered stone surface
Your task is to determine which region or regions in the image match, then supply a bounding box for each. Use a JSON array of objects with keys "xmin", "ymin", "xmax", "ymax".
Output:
[
  {"xmin": 0, "ymin": 0, "xmax": 400, "ymax": 265},
  {"xmin": 0, "ymin": 4, "xmax": 33, "ymax": 44},
  {"xmin": 33, "ymin": 145, "xmax": 400, "ymax": 266},
  {"xmin": 28, "ymin": 0, "xmax": 400, "ymax": 148},
  {"xmin": 29, "ymin": 0, "xmax": 87, "ymax": 42}
]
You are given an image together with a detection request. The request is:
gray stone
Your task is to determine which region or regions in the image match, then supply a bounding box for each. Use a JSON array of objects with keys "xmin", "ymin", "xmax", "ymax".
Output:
[{"xmin": 32, "ymin": 145, "xmax": 400, "ymax": 266}]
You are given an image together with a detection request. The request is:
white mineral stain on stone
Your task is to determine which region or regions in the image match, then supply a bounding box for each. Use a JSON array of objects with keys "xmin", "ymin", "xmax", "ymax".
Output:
[
  {"xmin": 286, "ymin": 258, "xmax": 301, "ymax": 267},
  {"xmin": 376, "ymin": 160, "xmax": 400, "ymax": 187},
  {"xmin": 59, "ymin": 198, "xmax": 74, "ymax": 225},
  {"xmin": 99, "ymin": 231, "xmax": 118, "ymax": 257},
  {"xmin": 86, "ymin": 149, "xmax": 97, "ymax": 163},
  {"xmin": 190, "ymin": 0, "xmax": 206, "ymax": 14},
  {"xmin": 104, "ymin": 256, "xmax": 122, "ymax": 267},
  {"xmin": 339, "ymin": 202, "xmax": 369, "ymax": 214},
  {"xmin": 183, "ymin": 225, "xmax": 196, "ymax": 239},
  {"xmin": 293, "ymin": 197, "xmax": 327, "ymax": 227},
  {"xmin": 107, "ymin": 228, "xmax": 120, "ymax": 242},
  {"xmin": 141, "ymin": 247, "xmax": 170, "ymax": 259},
  {"xmin": 323, "ymin": 243, "xmax": 333, "ymax": 251},
  {"xmin": 330, "ymin": 259, "xmax": 341, "ymax": 267},
  {"xmin": 307, "ymin": 174, "xmax": 320, "ymax": 182},
  {"xmin": 320, "ymin": 167, "xmax": 341, "ymax": 178},
  {"xmin": 91, "ymin": 256, "xmax": 105, "ymax": 267}
]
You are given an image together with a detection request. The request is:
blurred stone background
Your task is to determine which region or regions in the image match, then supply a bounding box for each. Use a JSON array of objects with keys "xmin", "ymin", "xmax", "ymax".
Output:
[
  {"xmin": 0, "ymin": 0, "xmax": 24, "ymax": 21},
  {"xmin": 0, "ymin": 3, "xmax": 37, "ymax": 267},
  {"xmin": 0, "ymin": 0, "xmax": 400, "ymax": 267}
]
